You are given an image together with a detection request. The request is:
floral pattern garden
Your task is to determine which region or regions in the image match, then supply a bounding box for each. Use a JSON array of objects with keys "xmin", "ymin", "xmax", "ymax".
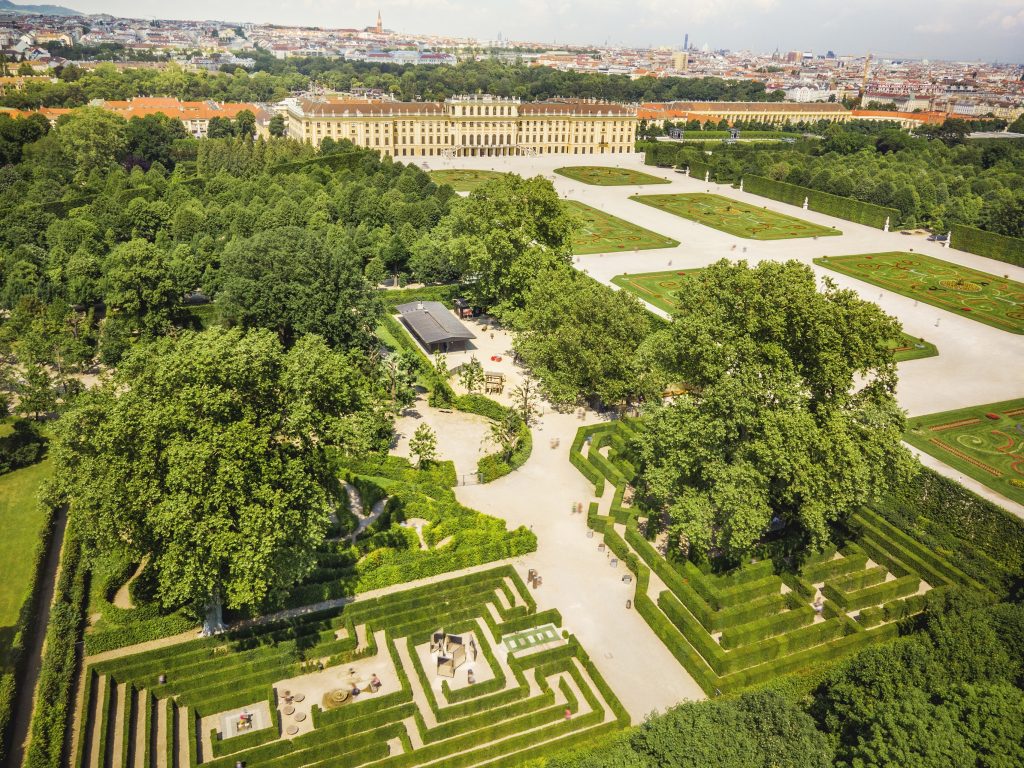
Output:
[
  {"xmin": 428, "ymin": 169, "xmax": 510, "ymax": 192},
  {"xmin": 815, "ymin": 252, "xmax": 1024, "ymax": 334},
  {"xmin": 905, "ymin": 398, "xmax": 1024, "ymax": 506},
  {"xmin": 629, "ymin": 193, "xmax": 841, "ymax": 240},
  {"xmin": 554, "ymin": 166, "xmax": 671, "ymax": 186},
  {"xmin": 564, "ymin": 200, "xmax": 679, "ymax": 255}
]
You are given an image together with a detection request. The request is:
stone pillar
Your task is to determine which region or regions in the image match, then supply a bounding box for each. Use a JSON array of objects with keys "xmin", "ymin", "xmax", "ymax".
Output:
[
  {"xmin": 884, "ymin": 216, "xmax": 890, "ymax": 233},
  {"xmin": 739, "ymin": 179, "xmax": 744, "ymax": 192},
  {"xmin": 802, "ymin": 196, "xmax": 809, "ymax": 210},
  {"xmin": 945, "ymin": 231, "xmax": 951, "ymax": 248},
  {"xmin": 704, "ymin": 170, "xmax": 709, "ymax": 182}
]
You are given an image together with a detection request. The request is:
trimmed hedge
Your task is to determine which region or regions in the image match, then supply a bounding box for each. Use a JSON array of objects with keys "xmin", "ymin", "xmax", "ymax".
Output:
[
  {"xmin": 871, "ymin": 467, "xmax": 1024, "ymax": 595},
  {"xmin": 951, "ymin": 224, "xmax": 1024, "ymax": 267},
  {"xmin": 801, "ymin": 553, "xmax": 869, "ymax": 584},
  {"xmin": 823, "ymin": 575, "xmax": 920, "ymax": 611},
  {"xmin": 0, "ymin": 499, "xmax": 56, "ymax": 766},
  {"xmin": 719, "ymin": 605, "xmax": 815, "ymax": 649},
  {"xmin": 744, "ymin": 175, "xmax": 899, "ymax": 229},
  {"xmin": 23, "ymin": 523, "xmax": 87, "ymax": 768}
]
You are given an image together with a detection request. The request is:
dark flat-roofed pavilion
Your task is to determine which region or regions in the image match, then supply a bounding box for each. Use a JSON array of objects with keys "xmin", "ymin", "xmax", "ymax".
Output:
[{"xmin": 396, "ymin": 301, "xmax": 476, "ymax": 353}]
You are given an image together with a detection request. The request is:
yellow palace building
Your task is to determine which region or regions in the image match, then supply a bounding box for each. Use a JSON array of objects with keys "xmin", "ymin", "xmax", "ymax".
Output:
[{"xmin": 286, "ymin": 94, "xmax": 637, "ymax": 158}]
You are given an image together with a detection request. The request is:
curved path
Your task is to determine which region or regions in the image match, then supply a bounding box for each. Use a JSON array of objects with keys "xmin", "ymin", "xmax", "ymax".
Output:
[{"xmin": 455, "ymin": 407, "xmax": 707, "ymax": 720}]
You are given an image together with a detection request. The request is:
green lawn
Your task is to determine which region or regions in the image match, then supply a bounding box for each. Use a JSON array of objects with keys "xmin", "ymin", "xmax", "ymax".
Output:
[
  {"xmin": 612, "ymin": 268, "xmax": 936, "ymax": 362},
  {"xmin": 905, "ymin": 398, "xmax": 1024, "ymax": 506},
  {"xmin": 428, "ymin": 169, "xmax": 510, "ymax": 192},
  {"xmin": 0, "ymin": 460, "xmax": 53, "ymax": 629},
  {"xmin": 630, "ymin": 193, "xmax": 842, "ymax": 240},
  {"xmin": 565, "ymin": 200, "xmax": 679, "ymax": 255},
  {"xmin": 555, "ymin": 166, "xmax": 670, "ymax": 186},
  {"xmin": 816, "ymin": 252, "xmax": 1024, "ymax": 335}
]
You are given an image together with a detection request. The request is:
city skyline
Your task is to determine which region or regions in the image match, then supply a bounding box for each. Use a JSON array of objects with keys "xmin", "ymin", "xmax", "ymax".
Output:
[{"xmin": 44, "ymin": 0, "xmax": 1024, "ymax": 63}]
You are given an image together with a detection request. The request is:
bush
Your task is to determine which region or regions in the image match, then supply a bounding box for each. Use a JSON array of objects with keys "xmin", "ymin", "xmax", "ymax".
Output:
[
  {"xmin": 823, "ymin": 575, "xmax": 920, "ymax": 611},
  {"xmin": 0, "ymin": 420, "xmax": 47, "ymax": 474}
]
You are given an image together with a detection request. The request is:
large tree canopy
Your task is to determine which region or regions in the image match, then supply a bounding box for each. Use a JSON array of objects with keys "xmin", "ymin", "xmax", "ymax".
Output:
[
  {"xmin": 412, "ymin": 174, "xmax": 575, "ymax": 312},
  {"xmin": 216, "ymin": 226, "xmax": 382, "ymax": 349},
  {"xmin": 510, "ymin": 267, "xmax": 659, "ymax": 407},
  {"xmin": 51, "ymin": 327, "xmax": 393, "ymax": 619},
  {"xmin": 634, "ymin": 259, "xmax": 915, "ymax": 560}
]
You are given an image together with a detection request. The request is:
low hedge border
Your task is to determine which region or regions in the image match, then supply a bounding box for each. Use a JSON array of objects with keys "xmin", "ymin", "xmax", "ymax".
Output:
[{"xmin": 823, "ymin": 574, "xmax": 920, "ymax": 611}]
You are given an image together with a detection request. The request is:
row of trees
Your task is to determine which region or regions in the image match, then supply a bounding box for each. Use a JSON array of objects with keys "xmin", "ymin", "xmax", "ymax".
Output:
[{"xmin": 2, "ymin": 58, "xmax": 781, "ymax": 111}]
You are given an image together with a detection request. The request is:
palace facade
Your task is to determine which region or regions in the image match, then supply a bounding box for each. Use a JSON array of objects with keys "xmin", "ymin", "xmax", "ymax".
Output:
[{"xmin": 286, "ymin": 94, "xmax": 637, "ymax": 157}]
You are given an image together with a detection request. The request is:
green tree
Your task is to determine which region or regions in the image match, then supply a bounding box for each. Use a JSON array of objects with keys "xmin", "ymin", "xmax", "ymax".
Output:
[
  {"xmin": 53, "ymin": 107, "xmax": 127, "ymax": 181},
  {"xmin": 511, "ymin": 269, "xmax": 657, "ymax": 407},
  {"xmin": 510, "ymin": 378, "xmax": 540, "ymax": 425},
  {"xmin": 103, "ymin": 239, "xmax": 179, "ymax": 335},
  {"xmin": 268, "ymin": 113, "xmax": 286, "ymax": 137},
  {"xmin": 16, "ymin": 363, "xmax": 57, "ymax": 419},
  {"xmin": 409, "ymin": 422, "xmax": 437, "ymax": 468},
  {"xmin": 421, "ymin": 175, "xmax": 575, "ymax": 312},
  {"xmin": 51, "ymin": 327, "xmax": 387, "ymax": 628},
  {"xmin": 217, "ymin": 227, "xmax": 381, "ymax": 349},
  {"xmin": 458, "ymin": 355, "xmax": 485, "ymax": 394},
  {"xmin": 486, "ymin": 409, "xmax": 523, "ymax": 461},
  {"xmin": 234, "ymin": 109, "xmax": 256, "ymax": 138},
  {"xmin": 634, "ymin": 260, "xmax": 915, "ymax": 560}
]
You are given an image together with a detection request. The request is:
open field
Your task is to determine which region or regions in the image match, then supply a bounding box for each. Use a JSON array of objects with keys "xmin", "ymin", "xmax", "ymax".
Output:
[
  {"xmin": 0, "ymin": 460, "xmax": 53, "ymax": 628},
  {"xmin": 816, "ymin": 252, "xmax": 1024, "ymax": 334},
  {"xmin": 905, "ymin": 398, "xmax": 1024, "ymax": 506},
  {"xmin": 428, "ymin": 169, "xmax": 510, "ymax": 192},
  {"xmin": 630, "ymin": 193, "xmax": 842, "ymax": 240},
  {"xmin": 569, "ymin": 421, "xmax": 989, "ymax": 696},
  {"xmin": 74, "ymin": 566, "xmax": 627, "ymax": 768},
  {"xmin": 611, "ymin": 269, "xmax": 936, "ymax": 362},
  {"xmin": 555, "ymin": 166, "xmax": 670, "ymax": 186},
  {"xmin": 565, "ymin": 200, "xmax": 679, "ymax": 255}
]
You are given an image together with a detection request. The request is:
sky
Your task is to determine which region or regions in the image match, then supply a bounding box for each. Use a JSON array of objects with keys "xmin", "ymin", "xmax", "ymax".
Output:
[{"xmin": 49, "ymin": 0, "xmax": 1024, "ymax": 62}]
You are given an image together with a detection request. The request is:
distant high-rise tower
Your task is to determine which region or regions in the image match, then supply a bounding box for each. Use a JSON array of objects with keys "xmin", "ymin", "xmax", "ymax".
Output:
[
  {"xmin": 376, "ymin": 10, "xmax": 383, "ymax": 34},
  {"xmin": 684, "ymin": 33, "xmax": 689, "ymax": 50}
]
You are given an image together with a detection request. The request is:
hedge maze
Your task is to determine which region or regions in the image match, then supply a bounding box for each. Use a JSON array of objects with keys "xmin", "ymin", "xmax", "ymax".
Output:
[
  {"xmin": 629, "ymin": 193, "xmax": 841, "ymax": 240},
  {"xmin": 569, "ymin": 421, "xmax": 987, "ymax": 696},
  {"xmin": 73, "ymin": 566, "xmax": 627, "ymax": 768},
  {"xmin": 815, "ymin": 252, "xmax": 1024, "ymax": 334}
]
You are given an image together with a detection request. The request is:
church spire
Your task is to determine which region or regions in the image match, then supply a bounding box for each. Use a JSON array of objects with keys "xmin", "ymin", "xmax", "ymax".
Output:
[{"xmin": 376, "ymin": 10, "xmax": 383, "ymax": 34}]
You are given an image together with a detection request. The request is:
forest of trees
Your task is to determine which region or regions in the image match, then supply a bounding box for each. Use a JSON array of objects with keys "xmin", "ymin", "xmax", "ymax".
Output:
[{"xmin": 0, "ymin": 58, "xmax": 781, "ymax": 110}]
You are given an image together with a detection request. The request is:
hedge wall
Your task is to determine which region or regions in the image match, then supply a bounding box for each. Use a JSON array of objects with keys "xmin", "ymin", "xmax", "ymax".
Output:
[
  {"xmin": 743, "ymin": 175, "xmax": 899, "ymax": 229},
  {"xmin": 951, "ymin": 224, "xmax": 1024, "ymax": 267},
  {"xmin": 0, "ymin": 500, "xmax": 56, "ymax": 766},
  {"xmin": 24, "ymin": 523, "xmax": 88, "ymax": 768},
  {"xmin": 870, "ymin": 467, "xmax": 1024, "ymax": 595}
]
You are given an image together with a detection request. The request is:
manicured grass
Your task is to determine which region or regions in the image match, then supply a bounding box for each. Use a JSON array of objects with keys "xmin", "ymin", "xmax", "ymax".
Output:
[
  {"xmin": 905, "ymin": 398, "xmax": 1024, "ymax": 506},
  {"xmin": 428, "ymin": 169, "xmax": 510, "ymax": 192},
  {"xmin": 611, "ymin": 268, "xmax": 937, "ymax": 362},
  {"xmin": 555, "ymin": 166, "xmax": 670, "ymax": 186},
  {"xmin": 816, "ymin": 252, "xmax": 1024, "ymax": 334},
  {"xmin": 0, "ymin": 460, "xmax": 53, "ymax": 627},
  {"xmin": 564, "ymin": 200, "xmax": 678, "ymax": 255},
  {"xmin": 887, "ymin": 333, "xmax": 938, "ymax": 362},
  {"xmin": 611, "ymin": 268, "xmax": 701, "ymax": 314},
  {"xmin": 630, "ymin": 193, "xmax": 842, "ymax": 240}
]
